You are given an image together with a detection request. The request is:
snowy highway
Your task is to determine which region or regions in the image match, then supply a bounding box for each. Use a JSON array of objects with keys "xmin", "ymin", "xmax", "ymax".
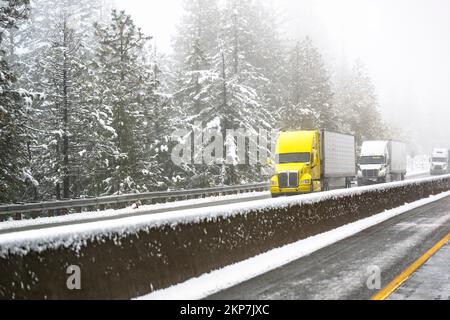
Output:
[
  {"xmin": 206, "ymin": 192, "xmax": 450, "ymax": 300},
  {"xmin": 1, "ymin": 174, "xmax": 448, "ymax": 300},
  {"xmin": 2, "ymin": 0, "xmax": 450, "ymax": 304}
]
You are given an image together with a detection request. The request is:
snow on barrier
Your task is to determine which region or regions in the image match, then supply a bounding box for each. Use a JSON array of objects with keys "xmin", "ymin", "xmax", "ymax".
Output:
[{"xmin": 0, "ymin": 175, "xmax": 449, "ymax": 299}]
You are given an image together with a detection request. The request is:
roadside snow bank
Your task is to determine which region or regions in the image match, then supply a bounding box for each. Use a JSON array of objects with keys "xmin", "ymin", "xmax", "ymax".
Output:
[
  {"xmin": 0, "ymin": 174, "xmax": 449, "ymax": 258},
  {"xmin": 0, "ymin": 191, "xmax": 269, "ymax": 232}
]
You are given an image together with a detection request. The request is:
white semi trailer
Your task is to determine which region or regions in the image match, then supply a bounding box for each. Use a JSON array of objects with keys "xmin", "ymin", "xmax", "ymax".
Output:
[{"xmin": 357, "ymin": 140, "xmax": 407, "ymax": 186}]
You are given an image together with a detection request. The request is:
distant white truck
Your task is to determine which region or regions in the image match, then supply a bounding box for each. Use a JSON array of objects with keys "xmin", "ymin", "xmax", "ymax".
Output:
[
  {"xmin": 357, "ymin": 140, "xmax": 407, "ymax": 186},
  {"xmin": 430, "ymin": 148, "xmax": 449, "ymax": 175}
]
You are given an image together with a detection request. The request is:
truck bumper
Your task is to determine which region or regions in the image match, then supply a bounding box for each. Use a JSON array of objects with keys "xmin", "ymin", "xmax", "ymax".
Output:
[
  {"xmin": 430, "ymin": 169, "xmax": 448, "ymax": 175},
  {"xmin": 358, "ymin": 177, "xmax": 384, "ymax": 185},
  {"xmin": 270, "ymin": 185, "xmax": 311, "ymax": 196}
]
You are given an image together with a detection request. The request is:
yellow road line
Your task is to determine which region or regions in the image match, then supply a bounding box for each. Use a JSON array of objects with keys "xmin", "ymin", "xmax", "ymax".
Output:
[{"xmin": 372, "ymin": 232, "xmax": 450, "ymax": 300}]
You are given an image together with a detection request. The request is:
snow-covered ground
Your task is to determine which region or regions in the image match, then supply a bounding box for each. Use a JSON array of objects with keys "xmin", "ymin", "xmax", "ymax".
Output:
[
  {"xmin": 407, "ymin": 155, "xmax": 430, "ymax": 175},
  {"xmin": 0, "ymin": 174, "xmax": 448, "ymax": 258},
  {"xmin": 0, "ymin": 191, "xmax": 269, "ymax": 232},
  {"xmin": 137, "ymin": 189, "xmax": 450, "ymax": 300}
]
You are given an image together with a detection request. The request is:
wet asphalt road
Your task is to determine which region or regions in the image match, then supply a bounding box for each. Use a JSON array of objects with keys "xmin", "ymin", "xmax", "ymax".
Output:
[
  {"xmin": 388, "ymin": 238, "xmax": 450, "ymax": 300},
  {"xmin": 207, "ymin": 195, "xmax": 450, "ymax": 300}
]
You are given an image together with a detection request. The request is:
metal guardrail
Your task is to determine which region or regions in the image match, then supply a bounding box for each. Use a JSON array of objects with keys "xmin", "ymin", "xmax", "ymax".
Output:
[{"xmin": 0, "ymin": 182, "xmax": 269, "ymax": 220}]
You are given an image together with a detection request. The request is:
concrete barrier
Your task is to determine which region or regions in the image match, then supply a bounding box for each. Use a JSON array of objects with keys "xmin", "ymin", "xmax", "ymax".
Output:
[{"xmin": 0, "ymin": 176, "xmax": 449, "ymax": 299}]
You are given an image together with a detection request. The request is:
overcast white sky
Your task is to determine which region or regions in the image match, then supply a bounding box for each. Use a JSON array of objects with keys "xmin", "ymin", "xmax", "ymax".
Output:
[{"xmin": 115, "ymin": 0, "xmax": 450, "ymax": 152}]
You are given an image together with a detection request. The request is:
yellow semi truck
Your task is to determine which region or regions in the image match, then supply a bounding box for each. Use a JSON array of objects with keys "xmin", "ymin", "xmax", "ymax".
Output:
[{"xmin": 270, "ymin": 130, "xmax": 356, "ymax": 197}]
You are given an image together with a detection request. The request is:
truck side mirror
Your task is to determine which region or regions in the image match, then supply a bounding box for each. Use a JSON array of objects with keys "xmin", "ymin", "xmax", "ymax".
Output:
[{"xmin": 267, "ymin": 158, "xmax": 273, "ymax": 167}]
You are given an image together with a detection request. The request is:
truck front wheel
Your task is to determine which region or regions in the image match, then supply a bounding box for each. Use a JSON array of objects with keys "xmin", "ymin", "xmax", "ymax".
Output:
[{"xmin": 345, "ymin": 177, "xmax": 352, "ymax": 188}]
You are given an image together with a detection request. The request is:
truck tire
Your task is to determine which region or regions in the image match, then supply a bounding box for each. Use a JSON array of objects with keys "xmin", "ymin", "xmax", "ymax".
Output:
[
  {"xmin": 322, "ymin": 179, "xmax": 329, "ymax": 191},
  {"xmin": 345, "ymin": 178, "xmax": 352, "ymax": 189},
  {"xmin": 357, "ymin": 178, "xmax": 364, "ymax": 187}
]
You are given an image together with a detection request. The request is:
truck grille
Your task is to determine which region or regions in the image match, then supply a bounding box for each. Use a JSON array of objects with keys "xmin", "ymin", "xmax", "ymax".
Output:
[
  {"xmin": 363, "ymin": 169, "xmax": 379, "ymax": 178},
  {"xmin": 278, "ymin": 172, "xmax": 299, "ymax": 188}
]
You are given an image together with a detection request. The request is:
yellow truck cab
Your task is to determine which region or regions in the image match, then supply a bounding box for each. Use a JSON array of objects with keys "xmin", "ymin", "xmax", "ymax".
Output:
[
  {"xmin": 270, "ymin": 130, "xmax": 356, "ymax": 197},
  {"xmin": 270, "ymin": 131, "xmax": 321, "ymax": 195}
]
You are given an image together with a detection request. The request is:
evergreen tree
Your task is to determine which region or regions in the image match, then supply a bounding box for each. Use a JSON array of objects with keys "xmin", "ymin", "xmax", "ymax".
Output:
[
  {"xmin": 171, "ymin": 0, "xmax": 221, "ymax": 187},
  {"xmin": 93, "ymin": 10, "xmax": 160, "ymax": 194},
  {"xmin": 207, "ymin": 0, "xmax": 274, "ymax": 185},
  {"xmin": 282, "ymin": 37, "xmax": 335, "ymax": 131},
  {"xmin": 334, "ymin": 60, "xmax": 384, "ymax": 144},
  {"xmin": 7, "ymin": 0, "xmax": 115, "ymax": 200},
  {"xmin": 0, "ymin": 0, "xmax": 31, "ymax": 203}
]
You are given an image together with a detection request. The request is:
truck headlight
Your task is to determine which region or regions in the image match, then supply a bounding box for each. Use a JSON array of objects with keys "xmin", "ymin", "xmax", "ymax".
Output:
[
  {"xmin": 301, "ymin": 179, "xmax": 311, "ymax": 185},
  {"xmin": 378, "ymin": 169, "xmax": 386, "ymax": 177},
  {"xmin": 270, "ymin": 176, "xmax": 278, "ymax": 186}
]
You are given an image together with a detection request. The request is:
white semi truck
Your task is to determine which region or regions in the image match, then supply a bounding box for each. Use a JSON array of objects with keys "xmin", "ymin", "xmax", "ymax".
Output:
[
  {"xmin": 430, "ymin": 148, "xmax": 449, "ymax": 175},
  {"xmin": 357, "ymin": 140, "xmax": 407, "ymax": 186}
]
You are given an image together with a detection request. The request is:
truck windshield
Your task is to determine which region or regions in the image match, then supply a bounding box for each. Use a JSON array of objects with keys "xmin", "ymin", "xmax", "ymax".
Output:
[
  {"xmin": 277, "ymin": 153, "xmax": 311, "ymax": 164},
  {"xmin": 359, "ymin": 156, "xmax": 385, "ymax": 165},
  {"xmin": 432, "ymin": 157, "xmax": 447, "ymax": 163}
]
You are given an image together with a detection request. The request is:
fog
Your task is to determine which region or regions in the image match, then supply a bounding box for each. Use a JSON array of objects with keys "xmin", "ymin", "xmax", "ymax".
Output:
[{"xmin": 116, "ymin": 0, "xmax": 450, "ymax": 153}]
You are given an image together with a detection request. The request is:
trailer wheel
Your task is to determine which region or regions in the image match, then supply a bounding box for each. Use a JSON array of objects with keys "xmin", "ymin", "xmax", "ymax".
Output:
[
  {"xmin": 321, "ymin": 179, "xmax": 329, "ymax": 191},
  {"xmin": 345, "ymin": 177, "xmax": 352, "ymax": 188}
]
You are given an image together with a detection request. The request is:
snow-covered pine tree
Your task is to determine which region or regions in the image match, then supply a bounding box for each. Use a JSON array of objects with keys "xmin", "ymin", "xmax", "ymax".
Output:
[
  {"xmin": 208, "ymin": 0, "xmax": 274, "ymax": 185},
  {"xmin": 93, "ymin": 10, "xmax": 159, "ymax": 194},
  {"xmin": 333, "ymin": 60, "xmax": 385, "ymax": 144},
  {"xmin": 171, "ymin": 0, "xmax": 222, "ymax": 188},
  {"xmin": 282, "ymin": 37, "xmax": 335, "ymax": 131},
  {"xmin": 239, "ymin": 0, "xmax": 287, "ymax": 125},
  {"xmin": 29, "ymin": 8, "xmax": 97, "ymax": 200},
  {"xmin": 0, "ymin": 0, "xmax": 32, "ymax": 203},
  {"xmin": 138, "ymin": 45, "xmax": 174, "ymax": 192},
  {"xmin": 172, "ymin": 0, "xmax": 279, "ymax": 187},
  {"xmin": 2, "ymin": 0, "xmax": 115, "ymax": 201}
]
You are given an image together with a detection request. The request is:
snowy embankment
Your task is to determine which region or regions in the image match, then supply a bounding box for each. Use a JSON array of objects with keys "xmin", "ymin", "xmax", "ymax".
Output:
[
  {"xmin": 406, "ymin": 169, "xmax": 429, "ymax": 178},
  {"xmin": 138, "ymin": 189, "xmax": 450, "ymax": 300},
  {"xmin": 406, "ymin": 155, "xmax": 430, "ymax": 177},
  {"xmin": 0, "ymin": 190, "xmax": 269, "ymax": 232},
  {"xmin": 0, "ymin": 174, "xmax": 449, "ymax": 258}
]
